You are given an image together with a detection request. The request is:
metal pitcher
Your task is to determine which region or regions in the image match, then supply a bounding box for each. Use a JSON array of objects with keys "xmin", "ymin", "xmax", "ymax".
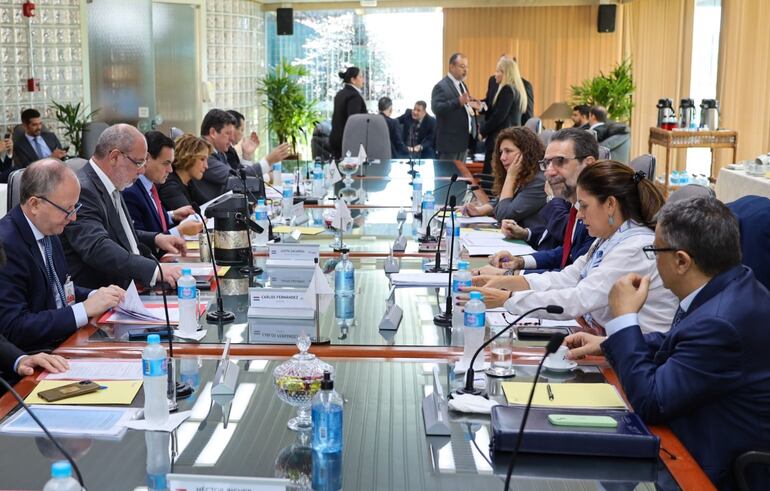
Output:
[
  {"xmin": 699, "ymin": 99, "xmax": 719, "ymax": 130},
  {"xmin": 678, "ymin": 99, "xmax": 696, "ymax": 129}
]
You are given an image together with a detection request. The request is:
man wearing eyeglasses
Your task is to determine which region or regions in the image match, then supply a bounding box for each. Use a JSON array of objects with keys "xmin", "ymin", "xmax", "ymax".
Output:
[
  {"xmin": 61, "ymin": 124, "xmax": 185, "ymax": 290},
  {"xmin": 0, "ymin": 159, "xmax": 126, "ymax": 352}
]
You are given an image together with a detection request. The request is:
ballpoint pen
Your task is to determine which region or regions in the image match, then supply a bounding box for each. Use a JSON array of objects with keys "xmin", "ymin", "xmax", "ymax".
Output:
[{"xmin": 546, "ymin": 384, "xmax": 554, "ymax": 401}]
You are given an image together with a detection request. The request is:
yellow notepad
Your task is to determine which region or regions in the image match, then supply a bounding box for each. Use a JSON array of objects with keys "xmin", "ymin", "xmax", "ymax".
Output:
[
  {"xmin": 501, "ymin": 382, "xmax": 628, "ymax": 409},
  {"xmin": 272, "ymin": 226, "xmax": 326, "ymax": 235},
  {"xmin": 185, "ymin": 241, "xmax": 200, "ymax": 250},
  {"xmin": 25, "ymin": 380, "xmax": 143, "ymax": 405}
]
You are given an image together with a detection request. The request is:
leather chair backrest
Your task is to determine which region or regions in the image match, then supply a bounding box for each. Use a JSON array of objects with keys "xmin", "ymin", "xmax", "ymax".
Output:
[
  {"xmin": 629, "ymin": 154, "xmax": 656, "ymax": 181},
  {"xmin": 7, "ymin": 168, "xmax": 24, "ymax": 211},
  {"xmin": 341, "ymin": 114, "xmax": 391, "ymax": 162}
]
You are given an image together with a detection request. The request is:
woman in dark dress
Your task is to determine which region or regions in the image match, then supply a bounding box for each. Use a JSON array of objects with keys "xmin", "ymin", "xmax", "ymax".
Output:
[
  {"xmin": 158, "ymin": 134, "xmax": 213, "ymax": 211},
  {"xmin": 329, "ymin": 66, "xmax": 367, "ymax": 159},
  {"xmin": 479, "ymin": 57, "xmax": 526, "ymax": 174}
]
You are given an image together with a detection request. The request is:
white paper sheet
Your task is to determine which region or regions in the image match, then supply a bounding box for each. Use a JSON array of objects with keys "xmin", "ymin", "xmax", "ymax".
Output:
[
  {"xmin": 455, "ymin": 216, "xmax": 498, "ymax": 225},
  {"xmin": 115, "ymin": 281, "xmax": 165, "ymax": 322},
  {"xmin": 43, "ymin": 359, "xmax": 142, "ymax": 381},
  {"xmin": 390, "ymin": 272, "xmax": 449, "ymax": 287},
  {"xmin": 0, "ymin": 405, "xmax": 139, "ymax": 438},
  {"xmin": 173, "ymin": 328, "xmax": 207, "ymax": 341},
  {"xmin": 122, "ymin": 410, "xmax": 191, "ymax": 431},
  {"xmin": 199, "ymin": 190, "xmax": 233, "ymax": 217}
]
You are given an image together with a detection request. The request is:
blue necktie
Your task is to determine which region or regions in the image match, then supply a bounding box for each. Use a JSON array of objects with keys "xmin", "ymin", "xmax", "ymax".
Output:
[
  {"xmin": 41, "ymin": 236, "xmax": 66, "ymax": 308},
  {"xmin": 32, "ymin": 137, "xmax": 45, "ymax": 159},
  {"xmin": 671, "ymin": 306, "xmax": 685, "ymax": 328}
]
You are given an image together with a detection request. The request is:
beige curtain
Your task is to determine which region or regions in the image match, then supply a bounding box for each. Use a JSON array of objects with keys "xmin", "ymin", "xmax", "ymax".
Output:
[{"xmin": 716, "ymin": 0, "xmax": 770, "ymax": 166}]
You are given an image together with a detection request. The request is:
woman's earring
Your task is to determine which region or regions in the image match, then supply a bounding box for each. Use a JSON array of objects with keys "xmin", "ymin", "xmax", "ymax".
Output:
[{"xmin": 608, "ymin": 215, "xmax": 615, "ymax": 226}]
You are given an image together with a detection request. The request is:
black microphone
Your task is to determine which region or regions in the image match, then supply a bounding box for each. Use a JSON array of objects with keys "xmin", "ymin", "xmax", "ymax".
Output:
[
  {"xmin": 433, "ymin": 196, "xmax": 457, "ymax": 326},
  {"xmin": 196, "ymin": 210, "xmax": 235, "ymax": 324},
  {"xmin": 234, "ymin": 169, "xmax": 263, "ymax": 280},
  {"xmin": 427, "ymin": 176, "xmax": 459, "ymax": 273},
  {"xmin": 503, "ymin": 331, "xmax": 568, "ymax": 490},
  {"xmin": 0, "ymin": 378, "xmax": 86, "ymax": 488},
  {"xmin": 454, "ymin": 305, "xmax": 564, "ymax": 397}
]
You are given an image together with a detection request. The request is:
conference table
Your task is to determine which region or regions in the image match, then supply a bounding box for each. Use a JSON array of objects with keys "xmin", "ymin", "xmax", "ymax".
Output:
[{"xmin": 0, "ymin": 159, "xmax": 715, "ymax": 490}]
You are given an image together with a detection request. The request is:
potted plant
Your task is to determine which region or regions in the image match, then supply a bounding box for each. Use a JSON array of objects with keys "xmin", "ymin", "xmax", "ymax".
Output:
[
  {"xmin": 257, "ymin": 61, "xmax": 321, "ymax": 160},
  {"xmin": 570, "ymin": 58, "xmax": 634, "ymax": 124},
  {"xmin": 51, "ymin": 100, "xmax": 99, "ymax": 157}
]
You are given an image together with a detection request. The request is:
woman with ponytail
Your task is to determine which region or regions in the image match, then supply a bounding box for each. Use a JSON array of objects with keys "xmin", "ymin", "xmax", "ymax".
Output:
[
  {"xmin": 329, "ymin": 66, "xmax": 367, "ymax": 159},
  {"xmin": 463, "ymin": 160, "xmax": 679, "ymax": 334}
]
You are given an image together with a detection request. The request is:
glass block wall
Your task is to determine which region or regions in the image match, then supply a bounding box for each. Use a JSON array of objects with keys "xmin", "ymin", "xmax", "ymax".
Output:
[
  {"xmin": 206, "ymin": 0, "xmax": 265, "ymax": 136},
  {"xmin": 0, "ymin": 0, "xmax": 84, "ymax": 140}
]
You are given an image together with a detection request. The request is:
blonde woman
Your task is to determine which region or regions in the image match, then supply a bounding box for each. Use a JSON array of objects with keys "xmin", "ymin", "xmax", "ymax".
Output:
[
  {"xmin": 480, "ymin": 57, "xmax": 526, "ymax": 174},
  {"xmin": 158, "ymin": 134, "xmax": 213, "ymax": 211}
]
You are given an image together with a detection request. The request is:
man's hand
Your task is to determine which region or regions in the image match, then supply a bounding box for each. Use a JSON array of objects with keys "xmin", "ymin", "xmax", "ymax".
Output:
[
  {"xmin": 52, "ymin": 148, "xmax": 67, "ymax": 159},
  {"xmin": 265, "ymin": 142, "xmax": 292, "ymax": 165},
  {"xmin": 457, "ymin": 286, "xmax": 509, "ymax": 309},
  {"xmin": 469, "ymin": 99, "xmax": 482, "ymax": 111},
  {"xmin": 564, "ymin": 332, "xmax": 606, "ymax": 359},
  {"xmin": 459, "ymin": 93, "xmax": 472, "ymax": 106},
  {"xmin": 83, "ymin": 285, "xmax": 126, "ymax": 318},
  {"xmin": 608, "ymin": 273, "xmax": 651, "ymax": 318},
  {"xmin": 160, "ymin": 264, "xmax": 182, "ymax": 288},
  {"xmin": 501, "ymin": 219, "xmax": 528, "ymax": 240},
  {"xmin": 241, "ymin": 131, "xmax": 259, "ymax": 160},
  {"xmin": 489, "ymin": 251, "xmax": 524, "ymax": 269},
  {"xmin": 1, "ymin": 137, "xmax": 11, "ymax": 154},
  {"xmin": 176, "ymin": 220, "xmax": 203, "ymax": 237},
  {"xmin": 16, "ymin": 353, "xmax": 69, "ymax": 376},
  {"xmin": 171, "ymin": 205, "xmax": 196, "ymax": 222},
  {"xmin": 414, "ymin": 144, "xmax": 422, "ymax": 153},
  {"xmin": 155, "ymin": 234, "xmax": 187, "ymax": 256}
]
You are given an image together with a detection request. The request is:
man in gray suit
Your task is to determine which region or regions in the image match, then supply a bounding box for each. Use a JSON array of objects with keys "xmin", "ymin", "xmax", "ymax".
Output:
[
  {"xmin": 197, "ymin": 109, "xmax": 237, "ymax": 203},
  {"xmin": 61, "ymin": 124, "xmax": 184, "ymax": 289},
  {"xmin": 431, "ymin": 53, "xmax": 481, "ymax": 162}
]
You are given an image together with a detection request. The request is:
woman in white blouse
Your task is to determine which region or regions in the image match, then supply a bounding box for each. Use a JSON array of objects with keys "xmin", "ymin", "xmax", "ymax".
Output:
[{"xmin": 462, "ymin": 160, "xmax": 679, "ymax": 334}]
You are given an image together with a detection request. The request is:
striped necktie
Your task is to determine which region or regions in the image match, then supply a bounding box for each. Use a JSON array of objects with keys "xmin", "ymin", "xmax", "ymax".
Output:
[{"xmin": 41, "ymin": 236, "xmax": 66, "ymax": 308}]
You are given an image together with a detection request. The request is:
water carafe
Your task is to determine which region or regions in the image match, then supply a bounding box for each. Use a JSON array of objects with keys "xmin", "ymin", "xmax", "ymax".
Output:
[
  {"xmin": 678, "ymin": 98, "xmax": 696, "ymax": 129},
  {"xmin": 656, "ymin": 98, "xmax": 675, "ymax": 129},
  {"xmin": 699, "ymin": 99, "xmax": 719, "ymax": 130}
]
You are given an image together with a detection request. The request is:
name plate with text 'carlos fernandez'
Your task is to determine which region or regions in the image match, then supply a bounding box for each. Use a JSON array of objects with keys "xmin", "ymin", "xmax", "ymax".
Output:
[
  {"xmin": 249, "ymin": 287, "xmax": 314, "ymax": 311},
  {"xmin": 267, "ymin": 243, "xmax": 320, "ymax": 268}
]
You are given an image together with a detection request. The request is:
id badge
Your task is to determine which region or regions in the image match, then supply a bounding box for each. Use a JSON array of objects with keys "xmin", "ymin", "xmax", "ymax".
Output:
[{"xmin": 64, "ymin": 277, "xmax": 76, "ymax": 306}]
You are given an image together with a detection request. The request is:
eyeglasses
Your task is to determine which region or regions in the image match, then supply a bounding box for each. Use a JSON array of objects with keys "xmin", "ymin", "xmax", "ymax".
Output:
[
  {"xmin": 119, "ymin": 151, "xmax": 148, "ymax": 168},
  {"xmin": 538, "ymin": 155, "xmax": 587, "ymax": 172},
  {"xmin": 35, "ymin": 196, "xmax": 82, "ymax": 219},
  {"xmin": 642, "ymin": 245, "xmax": 683, "ymax": 260}
]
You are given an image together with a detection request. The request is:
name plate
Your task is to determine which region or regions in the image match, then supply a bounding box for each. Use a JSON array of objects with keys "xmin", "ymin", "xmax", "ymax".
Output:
[
  {"xmin": 268, "ymin": 243, "xmax": 320, "ymax": 262},
  {"xmin": 168, "ymin": 474, "xmax": 290, "ymax": 491},
  {"xmin": 291, "ymin": 201, "xmax": 308, "ymax": 225},
  {"xmin": 327, "ymin": 162, "xmax": 343, "ymax": 184},
  {"xmin": 249, "ymin": 287, "xmax": 312, "ymax": 309}
]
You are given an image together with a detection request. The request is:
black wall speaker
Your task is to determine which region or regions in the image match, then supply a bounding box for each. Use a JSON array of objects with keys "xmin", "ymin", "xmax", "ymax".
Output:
[
  {"xmin": 277, "ymin": 8, "xmax": 293, "ymax": 36},
  {"xmin": 597, "ymin": 5, "xmax": 616, "ymax": 33}
]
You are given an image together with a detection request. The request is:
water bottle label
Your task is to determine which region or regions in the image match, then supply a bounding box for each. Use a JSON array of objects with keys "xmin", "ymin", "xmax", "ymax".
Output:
[
  {"xmin": 335, "ymin": 270, "xmax": 354, "ymax": 290},
  {"xmin": 255, "ymin": 211, "xmax": 268, "ymax": 220},
  {"xmin": 335, "ymin": 295, "xmax": 354, "ymax": 318},
  {"xmin": 177, "ymin": 285, "xmax": 197, "ymax": 300},
  {"xmin": 452, "ymin": 279, "xmax": 472, "ymax": 294},
  {"xmin": 464, "ymin": 311, "xmax": 485, "ymax": 328},
  {"xmin": 143, "ymin": 358, "xmax": 168, "ymax": 377}
]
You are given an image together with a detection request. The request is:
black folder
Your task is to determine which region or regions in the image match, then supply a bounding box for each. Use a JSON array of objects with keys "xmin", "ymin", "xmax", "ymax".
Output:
[{"xmin": 490, "ymin": 405, "xmax": 660, "ymax": 459}]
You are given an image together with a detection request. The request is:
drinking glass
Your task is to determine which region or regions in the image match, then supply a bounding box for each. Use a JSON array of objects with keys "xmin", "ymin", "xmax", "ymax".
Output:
[{"xmin": 486, "ymin": 328, "xmax": 516, "ymax": 378}]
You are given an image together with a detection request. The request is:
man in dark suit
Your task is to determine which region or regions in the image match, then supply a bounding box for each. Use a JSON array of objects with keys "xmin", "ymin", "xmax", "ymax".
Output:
[
  {"xmin": 728, "ymin": 195, "xmax": 770, "ymax": 291},
  {"xmin": 12, "ymin": 108, "xmax": 67, "ymax": 168},
  {"xmin": 396, "ymin": 101, "xmax": 436, "ymax": 159},
  {"xmin": 431, "ymin": 52, "xmax": 481, "ymax": 162},
  {"xmin": 377, "ymin": 97, "xmax": 408, "ymax": 159},
  {"xmin": 0, "ymin": 133, "xmax": 13, "ymax": 183},
  {"xmin": 123, "ymin": 131, "xmax": 200, "ymax": 236},
  {"xmin": 588, "ymin": 105, "xmax": 610, "ymax": 141},
  {"xmin": 226, "ymin": 109, "xmax": 291, "ymax": 178},
  {"xmin": 0, "ymin": 159, "xmax": 124, "ymax": 352},
  {"xmin": 571, "ymin": 105, "xmax": 590, "ymax": 130},
  {"xmin": 567, "ymin": 197, "xmax": 770, "ymax": 491},
  {"xmin": 197, "ymin": 109, "xmax": 237, "ymax": 202},
  {"xmin": 61, "ymin": 124, "xmax": 184, "ymax": 289}
]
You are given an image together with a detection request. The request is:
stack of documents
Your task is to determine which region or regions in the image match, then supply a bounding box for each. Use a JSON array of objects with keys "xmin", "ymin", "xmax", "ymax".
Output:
[
  {"xmin": 456, "ymin": 216, "xmax": 498, "ymax": 226},
  {"xmin": 461, "ymin": 231, "xmax": 536, "ymax": 257},
  {"xmin": 0, "ymin": 406, "xmax": 139, "ymax": 439},
  {"xmin": 390, "ymin": 272, "xmax": 449, "ymax": 288},
  {"xmin": 98, "ymin": 281, "xmax": 205, "ymax": 325}
]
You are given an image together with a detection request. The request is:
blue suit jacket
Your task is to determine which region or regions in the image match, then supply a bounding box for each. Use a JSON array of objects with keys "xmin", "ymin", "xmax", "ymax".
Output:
[
  {"xmin": 525, "ymin": 197, "xmax": 571, "ymax": 251},
  {"xmin": 123, "ymin": 179, "xmax": 167, "ymax": 234},
  {"xmin": 527, "ymin": 217, "xmax": 593, "ymax": 272},
  {"xmin": 397, "ymin": 110, "xmax": 437, "ymax": 158},
  {"xmin": 0, "ymin": 206, "xmax": 92, "ymax": 351},
  {"xmin": 602, "ymin": 266, "xmax": 770, "ymax": 491},
  {"xmin": 728, "ymin": 195, "xmax": 770, "ymax": 292}
]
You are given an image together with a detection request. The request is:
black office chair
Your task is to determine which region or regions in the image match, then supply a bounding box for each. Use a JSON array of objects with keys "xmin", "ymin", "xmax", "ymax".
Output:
[
  {"xmin": 6, "ymin": 168, "xmax": 23, "ymax": 211},
  {"xmin": 629, "ymin": 154, "xmax": 656, "ymax": 181},
  {"xmin": 734, "ymin": 451, "xmax": 770, "ymax": 491}
]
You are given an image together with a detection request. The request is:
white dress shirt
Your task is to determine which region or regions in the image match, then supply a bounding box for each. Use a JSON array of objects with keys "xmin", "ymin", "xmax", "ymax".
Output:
[
  {"xmin": 447, "ymin": 73, "xmax": 473, "ymax": 133},
  {"xmin": 503, "ymin": 222, "xmax": 679, "ymax": 334},
  {"xmin": 605, "ymin": 284, "xmax": 706, "ymax": 336}
]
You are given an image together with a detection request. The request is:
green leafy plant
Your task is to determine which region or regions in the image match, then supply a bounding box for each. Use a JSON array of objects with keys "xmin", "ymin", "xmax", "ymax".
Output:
[
  {"xmin": 50, "ymin": 100, "xmax": 99, "ymax": 157},
  {"xmin": 570, "ymin": 58, "xmax": 635, "ymax": 124},
  {"xmin": 257, "ymin": 61, "xmax": 321, "ymax": 159}
]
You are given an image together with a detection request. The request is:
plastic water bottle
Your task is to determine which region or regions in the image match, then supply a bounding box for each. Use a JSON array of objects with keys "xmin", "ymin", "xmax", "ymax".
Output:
[
  {"xmin": 463, "ymin": 291, "xmax": 486, "ymax": 370},
  {"xmin": 177, "ymin": 268, "xmax": 198, "ymax": 335},
  {"xmin": 145, "ymin": 431, "xmax": 170, "ymax": 491},
  {"xmin": 253, "ymin": 199, "xmax": 269, "ymax": 246},
  {"xmin": 412, "ymin": 172, "xmax": 423, "ymax": 213},
  {"xmin": 679, "ymin": 170, "xmax": 690, "ymax": 185},
  {"xmin": 312, "ymin": 448, "xmax": 343, "ymax": 491},
  {"xmin": 142, "ymin": 334, "xmax": 169, "ymax": 425},
  {"xmin": 281, "ymin": 172, "xmax": 295, "ymax": 220},
  {"xmin": 452, "ymin": 261, "xmax": 472, "ymax": 327},
  {"xmin": 312, "ymin": 371, "xmax": 343, "ymax": 452},
  {"xmin": 272, "ymin": 161, "xmax": 282, "ymax": 186},
  {"xmin": 43, "ymin": 461, "xmax": 81, "ymax": 491},
  {"xmin": 312, "ymin": 160, "xmax": 325, "ymax": 198},
  {"xmin": 422, "ymin": 190, "xmax": 435, "ymax": 235},
  {"xmin": 445, "ymin": 212, "xmax": 461, "ymax": 264},
  {"xmin": 334, "ymin": 249, "xmax": 355, "ymax": 329}
]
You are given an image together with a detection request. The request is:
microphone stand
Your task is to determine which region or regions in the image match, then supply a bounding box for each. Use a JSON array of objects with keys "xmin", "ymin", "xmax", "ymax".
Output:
[
  {"xmin": 426, "ymin": 176, "xmax": 459, "ymax": 273},
  {"xmin": 407, "ymin": 123, "xmax": 417, "ymax": 176},
  {"xmin": 420, "ymin": 176, "xmax": 464, "ymax": 242},
  {"xmin": 504, "ymin": 333, "xmax": 567, "ymax": 490},
  {"xmin": 453, "ymin": 305, "xmax": 564, "ymax": 397},
  {"xmin": 196, "ymin": 210, "xmax": 235, "ymax": 324},
  {"xmin": 433, "ymin": 198, "xmax": 456, "ymax": 326},
  {"xmin": 235, "ymin": 170, "xmax": 263, "ymax": 280}
]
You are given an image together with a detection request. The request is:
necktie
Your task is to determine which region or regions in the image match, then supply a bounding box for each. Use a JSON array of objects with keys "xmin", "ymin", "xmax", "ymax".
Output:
[
  {"xmin": 150, "ymin": 184, "xmax": 168, "ymax": 232},
  {"xmin": 459, "ymin": 82, "xmax": 475, "ymax": 137},
  {"xmin": 41, "ymin": 236, "xmax": 66, "ymax": 308},
  {"xmin": 32, "ymin": 136, "xmax": 44, "ymax": 159},
  {"xmin": 560, "ymin": 207, "xmax": 579, "ymax": 268},
  {"xmin": 671, "ymin": 306, "xmax": 685, "ymax": 328},
  {"xmin": 112, "ymin": 189, "xmax": 140, "ymax": 254}
]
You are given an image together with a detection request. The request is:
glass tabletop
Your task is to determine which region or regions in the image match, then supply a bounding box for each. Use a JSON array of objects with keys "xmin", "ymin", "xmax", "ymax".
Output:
[{"xmin": 0, "ymin": 358, "xmax": 680, "ymax": 491}]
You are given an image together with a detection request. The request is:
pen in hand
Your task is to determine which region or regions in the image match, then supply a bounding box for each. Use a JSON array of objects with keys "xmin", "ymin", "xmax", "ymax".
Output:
[{"xmin": 546, "ymin": 384, "xmax": 554, "ymax": 401}]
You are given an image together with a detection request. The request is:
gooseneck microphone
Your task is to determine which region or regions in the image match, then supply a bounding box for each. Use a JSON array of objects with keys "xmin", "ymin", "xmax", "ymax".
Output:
[
  {"xmin": 433, "ymin": 196, "xmax": 457, "ymax": 326},
  {"xmin": 454, "ymin": 305, "xmax": 564, "ymax": 397},
  {"xmin": 195, "ymin": 209, "xmax": 235, "ymax": 324},
  {"xmin": 426, "ymin": 173, "xmax": 460, "ymax": 273},
  {"xmin": 0, "ymin": 378, "xmax": 86, "ymax": 488},
  {"xmin": 503, "ymin": 332, "xmax": 568, "ymax": 490}
]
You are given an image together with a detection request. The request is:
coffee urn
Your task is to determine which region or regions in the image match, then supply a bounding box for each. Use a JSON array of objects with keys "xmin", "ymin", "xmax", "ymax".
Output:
[
  {"xmin": 699, "ymin": 99, "xmax": 720, "ymax": 130},
  {"xmin": 205, "ymin": 193, "xmax": 251, "ymax": 265},
  {"xmin": 678, "ymin": 98, "xmax": 696, "ymax": 129},
  {"xmin": 656, "ymin": 98, "xmax": 675, "ymax": 128}
]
